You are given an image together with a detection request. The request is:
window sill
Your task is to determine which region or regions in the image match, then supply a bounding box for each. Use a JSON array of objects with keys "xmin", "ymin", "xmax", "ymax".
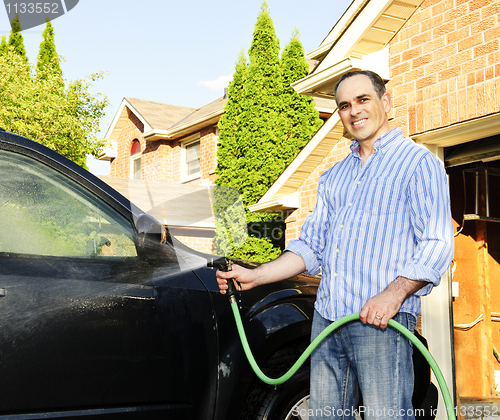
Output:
[{"xmin": 181, "ymin": 173, "xmax": 201, "ymax": 183}]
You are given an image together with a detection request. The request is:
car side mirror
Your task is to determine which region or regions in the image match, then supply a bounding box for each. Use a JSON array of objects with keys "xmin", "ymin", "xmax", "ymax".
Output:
[{"xmin": 135, "ymin": 213, "xmax": 173, "ymax": 262}]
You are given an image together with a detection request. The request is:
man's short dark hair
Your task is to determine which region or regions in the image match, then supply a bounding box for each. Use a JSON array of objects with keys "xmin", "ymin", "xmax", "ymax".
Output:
[{"xmin": 334, "ymin": 70, "xmax": 386, "ymax": 103}]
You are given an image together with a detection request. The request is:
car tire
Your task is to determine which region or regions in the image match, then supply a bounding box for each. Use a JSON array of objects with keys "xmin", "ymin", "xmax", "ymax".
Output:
[
  {"xmin": 251, "ymin": 366, "xmax": 310, "ymax": 420},
  {"xmin": 241, "ymin": 343, "xmax": 311, "ymax": 420}
]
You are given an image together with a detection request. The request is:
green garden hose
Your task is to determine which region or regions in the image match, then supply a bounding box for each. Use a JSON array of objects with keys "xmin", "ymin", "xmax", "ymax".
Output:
[{"xmin": 231, "ymin": 301, "xmax": 457, "ymax": 420}]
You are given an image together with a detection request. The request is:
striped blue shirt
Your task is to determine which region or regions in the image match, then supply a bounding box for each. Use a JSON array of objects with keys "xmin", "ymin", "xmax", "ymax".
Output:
[{"xmin": 286, "ymin": 128, "xmax": 454, "ymax": 322}]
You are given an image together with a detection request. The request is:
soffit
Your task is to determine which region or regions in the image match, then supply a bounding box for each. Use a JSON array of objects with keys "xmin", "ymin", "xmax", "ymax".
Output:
[
  {"xmin": 363, "ymin": 0, "xmax": 423, "ymax": 54},
  {"xmin": 292, "ymin": 57, "xmax": 365, "ymax": 99},
  {"xmin": 311, "ymin": 0, "xmax": 422, "ymax": 62}
]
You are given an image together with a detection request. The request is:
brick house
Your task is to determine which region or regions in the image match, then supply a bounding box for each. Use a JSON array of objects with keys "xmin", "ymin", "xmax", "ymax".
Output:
[
  {"xmin": 249, "ymin": 0, "xmax": 500, "ymax": 412},
  {"xmin": 100, "ymin": 97, "xmax": 222, "ymax": 185},
  {"xmin": 99, "ymin": 96, "xmax": 225, "ymax": 252},
  {"xmin": 100, "ymin": 95, "xmax": 335, "ymax": 253}
]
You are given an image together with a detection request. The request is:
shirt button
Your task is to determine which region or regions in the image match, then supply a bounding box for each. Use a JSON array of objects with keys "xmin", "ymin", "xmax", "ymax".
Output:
[
  {"xmin": 334, "ymin": 273, "xmax": 338, "ymax": 277},
  {"xmin": 340, "ymin": 224, "xmax": 344, "ymax": 228},
  {"xmin": 336, "ymin": 249, "xmax": 340, "ymax": 253},
  {"xmin": 357, "ymin": 181, "xmax": 361, "ymax": 185},
  {"xmin": 348, "ymin": 203, "xmax": 353, "ymax": 206}
]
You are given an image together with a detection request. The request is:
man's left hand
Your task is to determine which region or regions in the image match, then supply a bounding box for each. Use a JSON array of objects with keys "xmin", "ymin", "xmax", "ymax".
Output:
[{"xmin": 359, "ymin": 276, "xmax": 427, "ymax": 329}]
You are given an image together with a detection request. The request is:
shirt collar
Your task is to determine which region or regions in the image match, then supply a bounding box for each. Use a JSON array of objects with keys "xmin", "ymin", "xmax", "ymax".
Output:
[{"xmin": 350, "ymin": 127, "xmax": 403, "ymax": 156}]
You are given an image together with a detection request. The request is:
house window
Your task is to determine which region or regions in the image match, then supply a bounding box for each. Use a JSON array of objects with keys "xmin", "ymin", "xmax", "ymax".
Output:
[
  {"xmin": 130, "ymin": 139, "xmax": 141, "ymax": 180},
  {"xmin": 183, "ymin": 139, "xmax": 201, "ymax": 180}
]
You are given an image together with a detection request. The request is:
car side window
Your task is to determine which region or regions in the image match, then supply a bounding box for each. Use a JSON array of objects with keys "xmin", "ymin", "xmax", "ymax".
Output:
[{"xmin": 0, "ymin": 149, "xmax": 137, "ymax": 258}]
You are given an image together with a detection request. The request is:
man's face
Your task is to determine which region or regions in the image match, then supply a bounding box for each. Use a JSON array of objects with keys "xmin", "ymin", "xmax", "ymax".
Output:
[{"xmin": 335, "ymin": 74, "xmax": 391, "ymax": 145}]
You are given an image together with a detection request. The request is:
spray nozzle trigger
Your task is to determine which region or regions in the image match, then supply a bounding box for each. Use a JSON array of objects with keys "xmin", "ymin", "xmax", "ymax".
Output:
[{"xmin": 208, "ymin": 257, "xmax": 238, "ymax": 303}]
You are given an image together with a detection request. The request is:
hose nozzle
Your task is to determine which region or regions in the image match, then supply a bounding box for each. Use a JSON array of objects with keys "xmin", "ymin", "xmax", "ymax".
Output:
[{"xmin": 208, "ymin": 257, "xmax": 238, "ymax": 303}]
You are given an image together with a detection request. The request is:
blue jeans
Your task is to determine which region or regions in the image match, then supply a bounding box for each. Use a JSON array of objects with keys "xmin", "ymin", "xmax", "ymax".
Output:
[{"xmin": 310, "ymin": 310, "xmax": 416, "ymax": 420}]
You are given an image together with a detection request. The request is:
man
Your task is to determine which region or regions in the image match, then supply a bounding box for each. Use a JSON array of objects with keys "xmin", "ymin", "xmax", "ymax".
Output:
[{"xmin": 217, "ymin": 70, "xmax": 454, "ymax": 419}]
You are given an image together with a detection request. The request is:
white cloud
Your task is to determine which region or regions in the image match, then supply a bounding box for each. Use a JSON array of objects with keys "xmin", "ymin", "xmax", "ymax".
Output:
[{"xmin": 198, "ymin": 75, "xmax": 233, "ymax": 91}]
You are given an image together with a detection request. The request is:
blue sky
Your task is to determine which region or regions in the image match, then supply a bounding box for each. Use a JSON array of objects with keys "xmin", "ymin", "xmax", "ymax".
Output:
[{"xmin": 0, "ymin": 0, "xmax": 352, "ymax": 174}]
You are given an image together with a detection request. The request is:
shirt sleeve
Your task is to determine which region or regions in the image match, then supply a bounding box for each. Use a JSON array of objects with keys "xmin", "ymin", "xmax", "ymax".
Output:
[
  {"xmin": 285, "ymin": 171, "xmax": 332, "ymax": 276},
  {"xmin": 398, "ymin": 153, "xmax": 454, "ymax": 295}
]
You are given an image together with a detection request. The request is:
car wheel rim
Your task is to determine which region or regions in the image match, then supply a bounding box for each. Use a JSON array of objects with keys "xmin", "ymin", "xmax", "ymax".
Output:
[{"xmin": 285, "ymin": 394, "xmax": 309, "ymax": 420}]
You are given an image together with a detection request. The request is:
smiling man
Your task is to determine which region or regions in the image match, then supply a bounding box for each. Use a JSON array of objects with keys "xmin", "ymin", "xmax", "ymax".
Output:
[
  {"xmin": 335, "ymin": 71, "xmax": 391, "ymax": 163},
  {"xmin": 217, "ymin": 70, "xmax": 454, "ymax": 419}
]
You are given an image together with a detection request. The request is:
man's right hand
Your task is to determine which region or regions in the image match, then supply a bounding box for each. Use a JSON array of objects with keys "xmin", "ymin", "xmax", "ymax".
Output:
[
  {"xmin": 216, "ymin": 264, "xmax": 259, "ymax": 294},
  {"xmin": 216, "ymin": 251, "xmax": 306, "ymax": 295}
]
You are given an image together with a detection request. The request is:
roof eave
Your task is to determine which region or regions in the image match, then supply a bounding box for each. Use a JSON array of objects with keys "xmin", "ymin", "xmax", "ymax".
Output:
[
  {"xmin": 166, "ymin": 111, "xmax": 224, "ymax": 139},
  {"xmin": 143, "ymin": 109, "xmax": 224, "ymax": 141},
  {"xmin": 98, "ymin": 144, "xmax": 117, "ymax": 161},
  {"xmin": 292, "ymin": 57, "xmax": 363, "ymax": 97},
  {"xmin": 143, "ymin": 130, "xmax": 172, "ymax": 141},
  {"xmin": 248, "ymin": 192, "xmax": 299, "ymax": 213},
  {"xmin": 413, "ymin": 114, "xmax": 500, "ymax": 148},
  {"xmin": 293, "ymin": 47, "xmax": 391, "ymax": 100},
  {"xmin": 307, "ymin": 0, "xmax": 369, "ymax": 62}
]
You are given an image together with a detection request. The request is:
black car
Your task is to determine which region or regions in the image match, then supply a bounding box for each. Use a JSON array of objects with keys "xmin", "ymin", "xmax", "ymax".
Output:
[{"xmin": 0, "ymin": 129, "xmax": 437, "ymax": 420}]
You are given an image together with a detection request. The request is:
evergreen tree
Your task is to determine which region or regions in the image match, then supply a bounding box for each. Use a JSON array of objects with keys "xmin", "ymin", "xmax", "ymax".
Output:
[
  {"xmin": 214, "ymin": 51, "xmax": 249, "ymax": 257},
  {"xmin": 238, "ymin": 1, "xmax": 282, "ymax": 206},
  {"xmin": 278, "ymin": 29, "xmax": 323, "ymax": 168},
  {"xmin": 0, "ymin": 36, "xmax": 7, "ymax": 56},
  {"xmin": 214, "ymin": 2, "xmax": 284, "ymax": 261},
  {"xmin": 215, "ymin": 50, "xmax": 247, "ymax": 189},
  {"xmin": 214, "ymin": 3, "xmax": 323, "ymax": 262},
  {"xmin": 8, "ymin": 14, "xmax": 28, "ymax": 63},
  {"xmin": 37, "ymin": 20, "xmax": 63, "ymax": 85}
]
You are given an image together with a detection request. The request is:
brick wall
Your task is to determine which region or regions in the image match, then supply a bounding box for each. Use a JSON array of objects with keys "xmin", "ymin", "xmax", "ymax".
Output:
[
  {"xmin": 142, "ymin": 139, "xmax": 176, "ymax": 182},
  {"xmin": 388, "ymin": 0, "xmax": 500, "ymax": 137},
  {"xmin": 110, "ymin": 109, "xmax": 144, "ymax": 178},
  {"xmin": 172, "ymin": 235, "xmax": 214, "ymax": 254}
]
